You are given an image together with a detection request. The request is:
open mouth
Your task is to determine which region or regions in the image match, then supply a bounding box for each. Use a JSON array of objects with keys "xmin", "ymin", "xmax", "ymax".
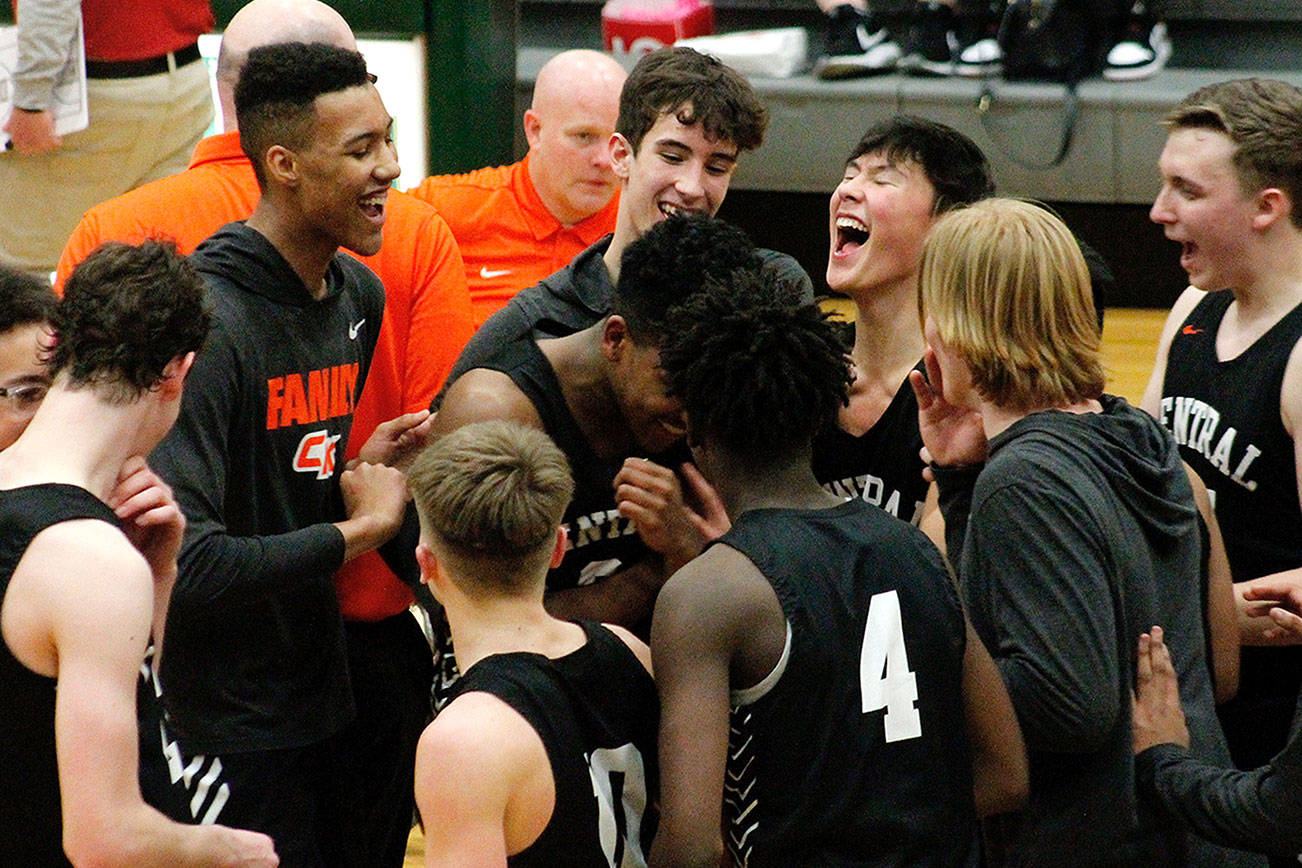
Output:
[
  {"xmin": 360, "ymin": 192, "xmax": 387, "ymax": 223},
  {"xmin": 658, "ymin": 202, "xmax": 698, "ymax": 220},
  {"xmin": 835, "ymin": 216, "xmax": 869, "ymax": 255}
]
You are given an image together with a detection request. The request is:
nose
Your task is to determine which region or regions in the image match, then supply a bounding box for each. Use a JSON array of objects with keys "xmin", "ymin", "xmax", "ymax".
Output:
[
  {"xmin": 675, "ymin": 162, "xmax": 706, "ymax": 203},
  {"xmin": 1149, "ymin": 186, "xmax": 1173, "ymax": 225},
  {"xmin": 376, "ymin": 140, "xmax": 401, "ymax": 185},
  {"xmin": 591, "ymin": 140, "xmax": 613, "ymax": 172}
]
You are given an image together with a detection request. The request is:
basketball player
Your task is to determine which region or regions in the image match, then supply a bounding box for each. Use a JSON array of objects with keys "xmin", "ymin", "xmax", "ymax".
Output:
[
  {"xmin": 650, "ymin": 269, "xmax": 1026, "ymax": 865},
  {"xmin": 411, "ymin": 421, "xmax": 658, "ymax": 865},
  {"xmin": 1141, "ymin": 78, "xmax": 1302, "ymax": 774},
  {"xmin": 0, "ymin": 240, "xmax": 276, "ymax": 866}
]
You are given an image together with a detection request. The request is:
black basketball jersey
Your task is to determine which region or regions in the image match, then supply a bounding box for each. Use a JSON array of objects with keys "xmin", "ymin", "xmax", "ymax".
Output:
[
  {"xmin": 447, "ymin": 621, "xmax": 659, "ymax": 867},
  {"xmin": 0, "ymin": 484, "xmax": 122, "ymax": 867},
  {"xmin": 717, "ymin": 499, "xmax": 978, "ymax": 867},
  {"xmin": 1161, "ymin": 291, "xmax": 1302, "ymax": 768},
  {"xmin": 811, "ymin": 363, "xmax": 928, "ymax": 526},
  {"xmin": 1160, "ymin": 291, "xmax": 1302, "ymax": 581},
  {"xmin": 478, "ymin": 336, "xmax": 649, "ymax": 591}
]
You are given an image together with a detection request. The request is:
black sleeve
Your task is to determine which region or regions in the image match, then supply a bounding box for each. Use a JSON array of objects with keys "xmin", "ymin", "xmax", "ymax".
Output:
[
  {"xmin": 933, "ymin": 462, "xmax": 982, "ymax": 561},
  {"xmin": 1136, "ymin": 732, "xmax": 1302, "ymax": 858},
  {"xmin": 961, "ymin": 476, "xmax": 1123, "ymax": 753},
  {"xmin": 150, "ymin": 321, "xmax": 346, "ymax": 613}
]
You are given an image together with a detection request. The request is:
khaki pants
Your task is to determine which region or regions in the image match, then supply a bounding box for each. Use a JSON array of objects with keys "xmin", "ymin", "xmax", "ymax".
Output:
[{"xmin": 0, "ymin": 57, "xmax": 213, "ymax": 276}]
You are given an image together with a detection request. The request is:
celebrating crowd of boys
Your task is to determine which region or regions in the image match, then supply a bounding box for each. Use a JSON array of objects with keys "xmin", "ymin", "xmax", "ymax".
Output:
[{"xmin": 2, "ymin": 0, "xmax": 1301, "ymax": 865}]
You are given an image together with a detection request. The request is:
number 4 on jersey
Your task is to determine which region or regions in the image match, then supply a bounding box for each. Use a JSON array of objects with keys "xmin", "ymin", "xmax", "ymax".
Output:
[{"xmin": 859, "ymin": 590, "xmax": 922, "ymax": 742}]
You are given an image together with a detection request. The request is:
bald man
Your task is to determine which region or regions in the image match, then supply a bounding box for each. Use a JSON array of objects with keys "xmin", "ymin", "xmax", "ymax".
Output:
[
  {"xmin": 54, "ymin": 2, "xmax": 474, "ymax": 864},
  {"xmin": 409, "ymin": 49, "xmax": 626, "ymax": 326}
]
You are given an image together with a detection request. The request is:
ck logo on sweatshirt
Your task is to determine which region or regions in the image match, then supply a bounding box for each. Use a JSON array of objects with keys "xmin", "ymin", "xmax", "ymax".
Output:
[{"xmin": 292, "ymin": 429, "xmax": 341, "ymax": 480}]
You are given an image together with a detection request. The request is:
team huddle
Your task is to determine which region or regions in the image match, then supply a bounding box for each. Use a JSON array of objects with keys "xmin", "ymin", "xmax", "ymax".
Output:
[{"xmin": 2, "ymin": 0, "xmax": 1302, "ymax": 866}]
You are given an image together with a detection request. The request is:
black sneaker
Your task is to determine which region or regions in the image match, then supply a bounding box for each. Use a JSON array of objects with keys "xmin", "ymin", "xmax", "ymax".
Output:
[
  {"xmin": 814, "ymin": 4, "xmax": 903, "ymax": 79},
  {"xmin": 901, "ymin": 2, "xmax": 959, "ymax": 76},
  {"xmin": 1104, "ymin": 1, "xmax": 1171, "ymax": 81}
]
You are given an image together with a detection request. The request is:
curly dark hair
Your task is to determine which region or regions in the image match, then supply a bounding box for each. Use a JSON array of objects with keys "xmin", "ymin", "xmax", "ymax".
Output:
[
  {"xmin": 617, "ymin": 47, "xmax": 768, "ymax": 154},
  {"xmin": 51, "ymin": 240, "xmax": 211, "ymax": 403},
  {"xmin": 0, "ymin": 266, "xmax": 56, "ymax": 332},
  {"xmin": 612, "ymin": 213, "xmax": 762, "ymax": 344},
  {"xmin": 849, "ymin": 116, "xmax": 994, "ymax": 214},
  {"xmin": 658, "ymin": 270, "xmax": 851, "ymax": 467},
  {"xmin": 236, "ymin": 42, "xmax": 371, "ymax": 187}
]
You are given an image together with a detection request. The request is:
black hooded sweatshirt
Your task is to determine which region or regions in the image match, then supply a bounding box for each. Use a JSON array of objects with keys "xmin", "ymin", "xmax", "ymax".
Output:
[
  {"xmin": 152, "ymin": 222, "xmax": 383, "ymax": 755},
  {"xmin": 936, "ymin": 395, "xmax": 1263, "ymax": 868}
]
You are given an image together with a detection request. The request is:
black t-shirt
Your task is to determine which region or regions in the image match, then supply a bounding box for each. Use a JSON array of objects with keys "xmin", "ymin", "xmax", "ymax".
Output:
[
  {"xmin": 717, "ymin": 499, "xmax": 978, "ymax": 867},
  {"xmin": 447, "ymin": 621, "xmax": 659, "ymax": 867}
]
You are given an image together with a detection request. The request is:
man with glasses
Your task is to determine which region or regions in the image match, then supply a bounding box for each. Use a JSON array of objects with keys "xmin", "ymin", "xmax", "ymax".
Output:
[{"xmin": 0, "ymin": 266, "xmax": 56, "ymax": 450}]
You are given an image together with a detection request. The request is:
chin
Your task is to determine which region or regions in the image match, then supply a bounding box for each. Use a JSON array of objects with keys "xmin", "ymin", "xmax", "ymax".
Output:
[{"xmin": 342, "ymin": 235, "xmax": 384, "ymax": 258}]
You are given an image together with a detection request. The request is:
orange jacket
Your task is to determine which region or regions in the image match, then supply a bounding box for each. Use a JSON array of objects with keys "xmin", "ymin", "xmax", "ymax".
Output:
[
  {"xmin": 57, "ymin": 130, "xmax": 476, "ymax": 620},
  {"xmin": 408, "ymin": 153, "xmax": 618, "ymax": 327}
]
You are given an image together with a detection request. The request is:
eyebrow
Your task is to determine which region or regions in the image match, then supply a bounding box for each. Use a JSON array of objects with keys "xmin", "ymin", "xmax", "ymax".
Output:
[
  {"xmin": 656, "ymin": 136, "xmax": 737, "ymax": 163},
  {"xmin": 342, "ymin": 118, "xmax": 393, "ymax": 149},
  {"xmin": 0, "ymin": 372, "xmax": 50, "ymax": 388}
]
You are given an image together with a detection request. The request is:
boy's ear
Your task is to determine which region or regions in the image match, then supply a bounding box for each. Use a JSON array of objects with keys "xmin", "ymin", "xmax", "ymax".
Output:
[
  {"xmin": 158, "ymin": 351, "xmax": 195, "ymax": 400},
  {"xmin": 416, "ymin": 541, "xmax": 439, "ymax": 586},
  {"xmin": 550, "ymin": 525, "xmax": 568, "ymax": 569}
]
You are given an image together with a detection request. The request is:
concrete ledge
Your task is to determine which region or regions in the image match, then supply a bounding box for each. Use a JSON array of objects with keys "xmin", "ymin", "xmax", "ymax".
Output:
[{"xmin": 518, "ymin": 47, "xmax": 1302, "ymax": 204}]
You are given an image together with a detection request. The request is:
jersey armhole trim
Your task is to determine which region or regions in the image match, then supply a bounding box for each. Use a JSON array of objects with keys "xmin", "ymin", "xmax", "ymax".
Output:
[{"xmin": 730, "ymin": 620, "xmax": 792, "ymax": 707}]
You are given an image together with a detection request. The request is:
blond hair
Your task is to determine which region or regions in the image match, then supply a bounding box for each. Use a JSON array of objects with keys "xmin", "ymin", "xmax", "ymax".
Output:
[
  {"xmin": 919, "ymin": 198, "xmax": 1104, "ymax": 413},
  {"xmin": 408, "ymin": 421, "xmax": 574, "ymax": 594},
  {"xmin": 1166, "ymin": 78, "xmax": 1302, "ymax": 228}
]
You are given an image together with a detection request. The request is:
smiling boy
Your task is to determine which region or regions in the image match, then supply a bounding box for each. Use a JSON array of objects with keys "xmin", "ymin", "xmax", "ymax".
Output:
[
  {"xmin": 440, "ymin": 46, "xmax": 795, "ymax": 389},
  {"xmin": 1140, "ymin": 78, "xmax": 1302, "ymax": 773},
  {"xmin": 147, "ymin": 42, "xmax": 411, "ymax": 864}
]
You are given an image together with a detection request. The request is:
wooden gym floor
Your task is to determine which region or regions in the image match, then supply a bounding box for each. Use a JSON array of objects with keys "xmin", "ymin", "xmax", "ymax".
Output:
[{"xmin": 399, "ymin": 307, "xmax": 1169, "ymax": 867}]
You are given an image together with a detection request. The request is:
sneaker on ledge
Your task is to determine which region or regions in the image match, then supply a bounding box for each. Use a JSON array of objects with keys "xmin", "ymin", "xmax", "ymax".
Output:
[
  {"xmin": 952, "ymin": 0, "xmax": 1003, "ymax": 77},
  {"xmin": 814, "ymin": 4, "xmax": 903, "ymax": 79},
  {"xmin": 953, "ymin": 35, "xmax": 1001, "ymax": 77},
  {"xmin": 1103, "ymin": 2, "xmax": 1171, "ymax": 81},
  {"xmin": 901, "ymin": 1, "xmax": 959, "ymax": 76}
]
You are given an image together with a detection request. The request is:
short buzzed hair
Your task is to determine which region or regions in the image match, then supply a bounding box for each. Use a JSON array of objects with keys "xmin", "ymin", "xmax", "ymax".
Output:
[
  {"xmin": 235, "ymin": 42, "xmax": 371, "ymax": 188},
  {"xmin": 409, "ymin": 421, "xmax": 574, "ymax": 593},
  {"xmin": 1166, "ymin": 78, "xmax": 1302, "ymax": 229}
]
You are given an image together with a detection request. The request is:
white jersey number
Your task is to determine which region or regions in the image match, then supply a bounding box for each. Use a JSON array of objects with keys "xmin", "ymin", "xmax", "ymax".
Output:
[
  {"xmin": 859, "ymin": 590, "xmax": 922, "ymax": 742},
  {"xmin": 587, "ymin": 744, "xmax": 649, "ymax": 868}
]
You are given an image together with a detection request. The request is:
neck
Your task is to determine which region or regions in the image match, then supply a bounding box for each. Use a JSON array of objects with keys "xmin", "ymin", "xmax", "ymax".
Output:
[
  {"xmin": 1230, "ymin": 235, "xmax": 1302, "ymax": 318},
  {"xmin": 602, "ymin": 209, "xmax": 637, "ymax": 284},
  {"xmin": 245, "ymin": 199, "xmax": 336, "ymax": 299},
  {"xmin": 0, "ymin": 387, "xmax": 155, "ymax": 499},
  {"xmin": 710, "ymin": 450, "xmax": 841, "ymax": 519},
  {"xmin": 848, "ymin": 280, "xmax": 927, "ymax": 377},
  {"xmin": 442, "ymin": 591, "xmax": 578, "ymax": 672},
  {"xmin": 540, "ymin": 327, "xmax": 632, "ymax": 460}
]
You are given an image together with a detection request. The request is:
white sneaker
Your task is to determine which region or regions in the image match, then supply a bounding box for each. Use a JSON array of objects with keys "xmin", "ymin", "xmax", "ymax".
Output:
[
  {"xmin": 953, "ymin": 36, "xmax": 1001, "ymax": 77},
  {"xmin": 1104, "ymin": 17, "xmax": 1171, "ymax": 81}
]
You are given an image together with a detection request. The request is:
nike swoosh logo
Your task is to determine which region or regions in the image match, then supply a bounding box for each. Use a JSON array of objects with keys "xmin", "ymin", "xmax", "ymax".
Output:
[
  {"xmin": 349, "ymin": 319, "xmax": 365, "ymax": 340},
  {"xmin": 1181, "ymin": 324, "xmax": 1203, "ymax": 335},
  {"xmin": 480, "ymin": 267, "xmax": 511, "ymax": 279}
]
